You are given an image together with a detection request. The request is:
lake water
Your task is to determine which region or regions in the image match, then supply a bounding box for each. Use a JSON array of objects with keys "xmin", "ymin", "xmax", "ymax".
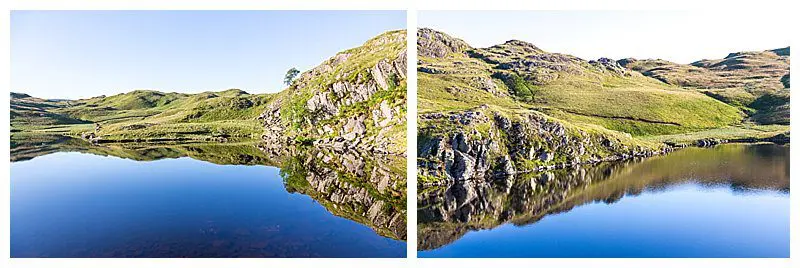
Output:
[
  {"xmin": 11, "ymin": 140, "xmax": 406, "ymax": 257},
  {"xmin": 418, "ymin": 143, "xmax": 789, "ymax": 258}
]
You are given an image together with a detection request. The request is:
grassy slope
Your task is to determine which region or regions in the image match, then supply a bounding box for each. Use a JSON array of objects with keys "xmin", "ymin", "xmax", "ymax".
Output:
[
  {"xmin": 418, "ymin": 32, "xmax": 745, "ymax": 139},
  {"xmin": 532, "ymin": 72, "xmax": 743, "ymax": 136},
  {"xmin": 620, "ymin": 47, "xmax": 790, "ymax": 125},
  {"xmin": 476, "ymin": 41, "xmax": 745, "ymax": 136},
  {"xmin": 12, "ymin": 89, "xmax": 275, "ymax": 141}
]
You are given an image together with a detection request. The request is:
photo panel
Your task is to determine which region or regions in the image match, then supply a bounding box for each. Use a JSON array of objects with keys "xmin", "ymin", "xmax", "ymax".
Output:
[{"xmin": 416, "ymin": 10, "xmax": 790, "ymax": 258}]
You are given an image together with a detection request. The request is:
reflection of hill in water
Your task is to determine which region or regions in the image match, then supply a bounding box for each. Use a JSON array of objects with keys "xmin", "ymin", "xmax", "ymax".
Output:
[
  {"xmin": 11, "ymin": 135, "xmax": 278, "ymax": 165},
  {"xmin": 418, "ymin": 144, "xmax": 789, "ymax": 250},
  {"xmin": 11, "ymin": 135, "xmax": 407, "ymax": 241}
]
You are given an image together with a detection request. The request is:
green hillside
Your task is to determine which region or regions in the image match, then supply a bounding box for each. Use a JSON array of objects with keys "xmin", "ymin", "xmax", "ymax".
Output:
[
  {"xmin": 418, "ymin": 29, "xmax": 745, "ymax": 137},
  {"xmin": 416, "ymin": 28, "xmax": 789, "ymax": 184},
  {"xmin": 619, "ymin": 47, "xmax": 790, "ymax": 124},
  {"xmin": 11, "ymin": 88, "xmax": 275, "ymax": 142}
]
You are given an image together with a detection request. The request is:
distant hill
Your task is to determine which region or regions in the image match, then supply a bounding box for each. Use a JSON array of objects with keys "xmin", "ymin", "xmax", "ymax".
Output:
[
  {"xmin": 619, "ymin": 47, "xmax": 789, "ymax": 124},
  {"xmin": 11, "ymin": 88, "xmax": 275, "ymax": 133},
  {"xmin": 11, "ymin": 92, "xmax": 89, "ymax": 126},
  {"xmin": 619, "ymin": 47, "xmax": 789, "ymax": 90},
  {"xmin": 11, "ymin": 92, "xmax": 31, "ymax": 99}
]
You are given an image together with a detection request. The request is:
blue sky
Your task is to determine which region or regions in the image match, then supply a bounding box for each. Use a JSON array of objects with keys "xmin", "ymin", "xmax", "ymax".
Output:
[
  {"xmin": 12, "ymin": 11, "xmax": 406, "ymax": 99},
  {"xmin": 420, "ymin": 11, "xmax": 790, "ymax": 64}
]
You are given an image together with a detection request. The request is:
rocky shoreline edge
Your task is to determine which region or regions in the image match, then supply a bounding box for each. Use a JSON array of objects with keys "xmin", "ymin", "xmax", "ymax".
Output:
[{"xmin": 419, "ymin": 134, "xmax": 789, "ymax": 188}]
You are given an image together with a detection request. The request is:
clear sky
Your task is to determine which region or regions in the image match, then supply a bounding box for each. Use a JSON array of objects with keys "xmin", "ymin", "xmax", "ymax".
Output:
[
  {"xmin": 420, "ymin": 11, "xmax": 790, "ymax": 64},
  {"xmin": 12, "ymin": 11, "xmax": 406, "ymax": 99}
]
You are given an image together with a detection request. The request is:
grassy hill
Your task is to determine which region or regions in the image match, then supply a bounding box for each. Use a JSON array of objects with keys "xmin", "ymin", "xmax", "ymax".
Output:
[
  {"xmin": 11, "ymin": 89, "xmax": 275, "ymax": 142},
  {"xmin": 418, "ymin": 28, "xmax": 748, "ymax": 136},
  {"xmin": 260, "ymin": 30, "xmax": 408, "ymax": 155},
  {"xmin": 619, "ymin": 47, "xmax": 790, "ymax": 124},
  {"xmin": 416, "ymin": 28, "xmax": 789, "ymax": 184}
]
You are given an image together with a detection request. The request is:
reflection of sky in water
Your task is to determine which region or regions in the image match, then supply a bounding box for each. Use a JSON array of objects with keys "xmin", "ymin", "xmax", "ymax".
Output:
[
  {"xmin": 420, "ymin": 181, "xmax": 789, "ymax": 258},
  {"xmin": 644, "ymin": 178, "xmax": 791, "ymax": 196},
  {"xmin": 11, "ymin": 152, "xmax": 406, "ymax": 258}
]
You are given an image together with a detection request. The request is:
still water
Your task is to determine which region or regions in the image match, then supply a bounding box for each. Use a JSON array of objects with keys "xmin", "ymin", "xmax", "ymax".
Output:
[
  {"xmin": 418, "ymin": 143, "xmax": 789, "ymax": 258},
  {"xmin": 11, "ymin": 142, "xmax": 406, "ymax": 257}
]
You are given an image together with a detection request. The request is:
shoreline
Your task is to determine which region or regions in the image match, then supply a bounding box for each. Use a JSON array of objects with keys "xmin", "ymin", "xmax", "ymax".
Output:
[{"xmin": 418, "ymin": 137, "xmax": 789, "ymax": 188}]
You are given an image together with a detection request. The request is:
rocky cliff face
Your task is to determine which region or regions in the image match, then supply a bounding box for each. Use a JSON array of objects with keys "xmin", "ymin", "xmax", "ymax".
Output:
[
  {"xmin": 418, "ymin": 105, "xmax": 667, "ymax": 185},
  {"xmin": 260, "ymin": 30, "xmax": 407, "ymax": 156}
]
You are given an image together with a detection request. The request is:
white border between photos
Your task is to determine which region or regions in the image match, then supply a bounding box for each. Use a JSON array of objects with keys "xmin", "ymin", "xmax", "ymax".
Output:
[{"xmin": 1, "ymin": 1, "xmax": 797, "ymax": 268}]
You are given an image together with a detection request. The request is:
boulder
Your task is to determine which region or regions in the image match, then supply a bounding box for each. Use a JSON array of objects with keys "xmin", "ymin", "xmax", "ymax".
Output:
[
  {"xmin": 380, "ymin": 100, "xmax": 393, "ymax": 120},
  {"xmin": 342, "ymin": 115, "xmax": 367, "ymax": 141},
  {"xmin": 449, "ymin": 150, "xmax": 476, "ymax": 181}
]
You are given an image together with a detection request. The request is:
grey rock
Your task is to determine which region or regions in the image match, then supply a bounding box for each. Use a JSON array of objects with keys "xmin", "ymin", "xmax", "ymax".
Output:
[
  {"xmin": 449, "ymin": 150, "xmax": 476, "ymax": 181},
  {"xmin": 306, "ymin": 92, "xmax": 339, "ymax": 116},
  {"xmin": 451, "ymin": 132, "xmax": 469, "ymax": 153},
  {"xmin": 380, "ymin": 100, "xmax": 393, "ymax": 120},
  {"xmin": 342, "ymin": 115, "xmax": 367, "ymax": 141},
  {"xmin": 417, "ymin": 28, "xmax": 471, "ymax": 58}
]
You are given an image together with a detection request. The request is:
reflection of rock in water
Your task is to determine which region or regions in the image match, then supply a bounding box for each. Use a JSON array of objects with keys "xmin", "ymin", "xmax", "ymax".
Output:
[
  {"xmin": 418, "ymin": 162, "xmax": 615, "ymax": 250},
  {"xmin": 418, "ymin": 144, "xmax": 790, "ymax": 250},
  {"xmin": 261, "ymin": 144, "xmax": 407, "ymax": 241}
]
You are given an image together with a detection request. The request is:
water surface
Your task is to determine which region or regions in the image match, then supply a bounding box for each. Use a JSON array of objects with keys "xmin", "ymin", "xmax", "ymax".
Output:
[
  {"xmin": 418, "ymin": 143, "xmax": 789, "ymax": 258},
  {"xmin": 11, "ymin": 139, "xmax": 406, "ymax": 257}
]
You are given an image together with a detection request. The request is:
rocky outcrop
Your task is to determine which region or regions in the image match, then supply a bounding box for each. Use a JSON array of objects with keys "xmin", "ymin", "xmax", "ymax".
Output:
[
  {"xmin": 589, "ymin": 57, "xmax": 628, "ymax": 75},
  {"xmin": 257, "ymin": 98, "xmax": 289, "ymax": 148},
  {"xmin": 418, "ymin": 28, "xmax": 471, "ymax": 58},
  {"xmin": 418, "ymin": 106, "xmax": 669, "ymax": 186},
  {"xmin": 258, "ymin": 30, "xmax": 407, "ymax": 156},
  {"xmin": 253, "ymin": 31, "xmax": 408, "ymax": 241}
]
